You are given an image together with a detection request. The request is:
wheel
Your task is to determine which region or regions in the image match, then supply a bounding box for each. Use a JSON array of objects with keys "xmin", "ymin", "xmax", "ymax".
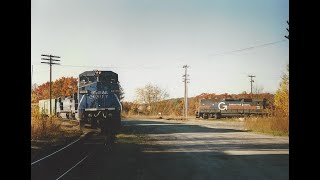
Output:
[
  {"xmin": 91, "ymin": 117, "xmax": 98, "ymax": 129},
  {"xmin": 111, "ymin": 133, "xmax": 116, "ymax": 144},
  {"xmin": 203, "ymin": 113, "xmax": 208, "ymax": 119},
  {"xmin": 104, "ymin": 128, "xmax": 114, "ymax": 152},
  {"xmin": 215, "ymin": 113, "xmax": 221, "ymax": 119},
  {"xmin": 195, "ymin": 112, "xmax": 200, "ymax": 118}
]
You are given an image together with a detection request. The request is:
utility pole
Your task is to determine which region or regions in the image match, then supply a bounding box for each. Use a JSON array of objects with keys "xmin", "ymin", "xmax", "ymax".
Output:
[
  {"xmin": 182, "ymin": 65, "xmax": 190, "ymax": 120},
  {"xmin": 41, "ymin": 54, "xmax": 61, "ymax": 119},
  {"xmin": 285, "ymin": 20, "xmax": 289, "ymax": 40},
  {"xmin": 31, "ymin": 65, "xmax": 33, "ymax": 93},
  {"xmin": 248, "ymin": 75, "xmax": 256, "ymax": 95}
]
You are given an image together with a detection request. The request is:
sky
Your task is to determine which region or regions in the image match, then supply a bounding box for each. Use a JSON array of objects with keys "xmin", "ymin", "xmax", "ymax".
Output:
[{"xmin": 31, "ymin": 0, "xmax": 289, "ymax": 102}]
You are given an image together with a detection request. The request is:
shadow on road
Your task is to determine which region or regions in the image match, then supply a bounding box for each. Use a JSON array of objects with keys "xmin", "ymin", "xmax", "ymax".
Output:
[{"xmin": 122, "ymin": 120, "xmax": 247, "ymax": 134}]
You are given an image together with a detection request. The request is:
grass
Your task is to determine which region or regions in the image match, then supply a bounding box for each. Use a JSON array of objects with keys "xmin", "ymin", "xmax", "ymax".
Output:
[
  {"xmin": 31, "ymin": 105, "xmax": 82, "ymax": 140},
  {"xmin": 123, "ymin": 113, "xmax": 289, "ymax": 136},
  {"xmin": 116, "ymin": 125, "xmax": 150, "ymax": 145},
  {"xmin": 244, "ymin": 115, "xmax": 289, "ymax": 136}
]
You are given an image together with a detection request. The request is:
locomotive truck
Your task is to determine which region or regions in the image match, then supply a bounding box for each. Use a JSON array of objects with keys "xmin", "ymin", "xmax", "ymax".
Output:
[{"xmin": 195, "ymin": 98, "xmax": 267, "ymax": 119}]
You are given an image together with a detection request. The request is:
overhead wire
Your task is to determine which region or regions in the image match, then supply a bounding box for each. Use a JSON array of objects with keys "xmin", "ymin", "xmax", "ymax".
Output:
[
  {"xmin": 208, "ymin": 39, "xmax": 286, "ymax": 57},
  {"xmin": 32, "ymin": 39, "xmax": 287, "ymax": 70}
]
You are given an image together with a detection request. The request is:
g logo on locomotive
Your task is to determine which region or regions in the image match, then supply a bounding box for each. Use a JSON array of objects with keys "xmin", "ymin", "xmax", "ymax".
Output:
[{"xmin": 218, "ymin": 102, "xmax": 227, "ymax": 110}]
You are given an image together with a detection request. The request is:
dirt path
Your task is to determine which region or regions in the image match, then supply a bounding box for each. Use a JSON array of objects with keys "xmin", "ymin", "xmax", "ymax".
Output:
[
  {"xmin": 58, "ymin": 119, "xmax": 288, "ymax": 180},
  {"xmin": 137, "ymin": 119, "xmax": 288, "ymax": 179}
]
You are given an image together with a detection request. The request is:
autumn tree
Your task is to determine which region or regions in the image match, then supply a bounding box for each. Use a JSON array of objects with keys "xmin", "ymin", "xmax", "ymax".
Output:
[
  {"xmin": 52, "ymin": 77, "xmax": 78, "ymax": 97},
  {"xmin": 274, "ymin": 64, "xmax": 289, "ymax": 117},
  {"xmin": 135, "ymin": 83, "xmax": 169, "ymax": 115},
  {"xmin": 32, "ymin": 77, "xmax": 78, "ymax": 103},
  {"xmin": 32, "ymin": 82, "xmax": 50, "ymax": 103}
]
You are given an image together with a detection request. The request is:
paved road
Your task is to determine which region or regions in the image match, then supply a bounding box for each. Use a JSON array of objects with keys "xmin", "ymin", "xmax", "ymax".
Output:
[{"xmin": 32, "ymin": 119, "xmax": 289, "ymax": 180}]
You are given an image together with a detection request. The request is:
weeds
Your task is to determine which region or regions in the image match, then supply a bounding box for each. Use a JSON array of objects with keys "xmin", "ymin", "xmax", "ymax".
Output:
[
  {"xmin": 31, "ymin": 105, "xmax": 80, "ymax": 140},
  {"xmin": 244, "ymin": 115, "xmax": 288, "ymax": 136}
]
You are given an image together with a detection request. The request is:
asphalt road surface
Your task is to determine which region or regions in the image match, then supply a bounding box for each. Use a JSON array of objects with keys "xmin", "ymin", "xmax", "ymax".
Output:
[{"xmin": 32, "ymin": 119, "xmax": 289, "ymax": 180}]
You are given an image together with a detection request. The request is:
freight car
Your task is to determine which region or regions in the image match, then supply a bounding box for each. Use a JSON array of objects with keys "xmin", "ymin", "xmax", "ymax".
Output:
[
  {"xmin": 39, "ymin": 99, "xmax": 57, "ymax": 118},
  {"xmin": 195, "ymin": 98, "xmax": 267, "ymax": 119},
  {"xmin": 38, "ymin": 93, "xmax": 78, "ymax": 119},
  {"xmin": 57, "ymin": 94, "xmax": 78, "ymax": 119}
]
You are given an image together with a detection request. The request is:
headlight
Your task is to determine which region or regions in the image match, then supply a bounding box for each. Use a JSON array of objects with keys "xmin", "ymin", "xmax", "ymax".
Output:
[{"xmin": 108, "ymin": 113, "xmax": 112, "ymax": 117}]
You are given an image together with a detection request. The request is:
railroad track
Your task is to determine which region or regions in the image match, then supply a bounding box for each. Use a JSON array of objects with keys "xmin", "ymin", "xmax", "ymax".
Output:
[{"xmin": 31, "ymin": 130, "xmax": 103, "ymax": 180}]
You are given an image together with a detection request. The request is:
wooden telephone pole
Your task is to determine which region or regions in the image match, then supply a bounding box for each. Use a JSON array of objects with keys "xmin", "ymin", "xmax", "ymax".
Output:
[{"xmin": 41, "ymin": 54, "xmax": 61, "ymax": 118}]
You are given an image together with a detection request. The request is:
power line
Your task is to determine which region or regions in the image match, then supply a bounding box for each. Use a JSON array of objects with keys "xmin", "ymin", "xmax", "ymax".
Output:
[
  {"xmin": 33, "ymin": 64, "xmax": 119, "ymax": 69},
  {"xmin": 33, "ymin": 39, "xmax": 286, "ymax": 71},
  {"xmin": 208, "ymin": 40, "xmax": 286, "ymax": 57},
  {"xmin": 56, "ymin": 64, "xmax": 119, "ymax": 69},
  {"xmin": 32, "ymin": 63, "xmax": 161, "ymax": 70}
]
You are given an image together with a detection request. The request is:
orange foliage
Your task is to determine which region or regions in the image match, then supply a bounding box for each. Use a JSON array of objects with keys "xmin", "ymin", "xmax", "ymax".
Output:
[{"xmin": 32, "ymin": 77, "xmax": 78, "ymax": 103}]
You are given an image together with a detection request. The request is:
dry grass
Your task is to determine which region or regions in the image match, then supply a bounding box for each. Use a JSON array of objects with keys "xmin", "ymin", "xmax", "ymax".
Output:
[
  {"xmin": 244, "ymin": 115, "xmax": 289, "ymax": 136},
  {"xmin": 31, "ymin": 105, "xmax": 81, "ymax": 140},
  {"xmin": 116, "ymin": 125, "xmax": 151, "ymax": 145}
]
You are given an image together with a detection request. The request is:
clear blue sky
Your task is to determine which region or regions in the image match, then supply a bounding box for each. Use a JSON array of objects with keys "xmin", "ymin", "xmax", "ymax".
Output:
[{"xmin": 31, "ymin": 0, "xmax": 289, "ymax": 102}]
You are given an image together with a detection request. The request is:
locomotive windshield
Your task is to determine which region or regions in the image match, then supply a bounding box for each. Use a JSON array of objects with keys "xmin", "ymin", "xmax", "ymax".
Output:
[
  {"xmin": 79, "ymin": 71, "xmax": 119, "ymax": 87},
  {"xmin": 79, "ymin": 76, "xmax": 96, "ymax": 86}
]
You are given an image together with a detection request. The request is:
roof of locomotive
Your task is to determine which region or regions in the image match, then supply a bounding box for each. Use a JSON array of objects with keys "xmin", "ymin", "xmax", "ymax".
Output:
[
  {"xmin": 79, "ymin": 70, "xmax": 118, "ymax": 77},
  {"xmin": 200, "ymin": 98, "xmax": 266, "ymax": 102}
]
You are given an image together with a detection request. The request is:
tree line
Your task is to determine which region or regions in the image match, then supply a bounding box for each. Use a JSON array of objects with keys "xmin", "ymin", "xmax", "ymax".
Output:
[
  {"xmin": 32, "ymin": 67, "xmax": 288, "ymax": 119},
  {"xmin": 122, "ymin": 87, "xmax": 274, "ymax": 117}
]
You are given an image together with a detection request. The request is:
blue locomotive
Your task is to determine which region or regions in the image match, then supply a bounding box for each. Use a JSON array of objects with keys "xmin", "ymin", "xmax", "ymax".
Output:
[
  {"xmin": 38, "ymin": 70, "xmax": 122, "ymax": 129},
  {"xmin": 78, "ymin": 70, "xmax": 122, "ymax": 129}
]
